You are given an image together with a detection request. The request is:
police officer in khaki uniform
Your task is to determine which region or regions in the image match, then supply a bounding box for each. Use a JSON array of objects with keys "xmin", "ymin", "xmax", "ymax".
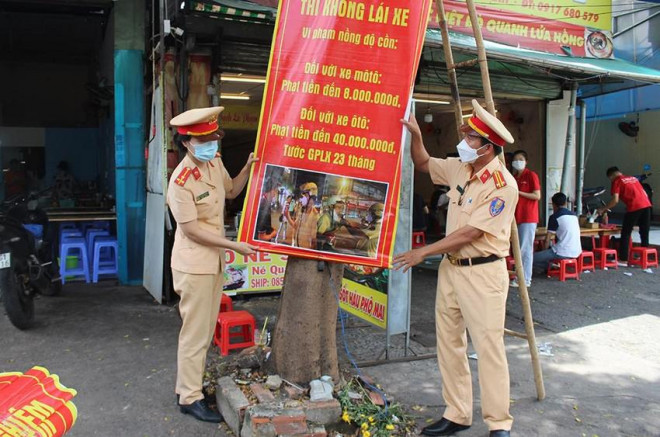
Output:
[
  {"xmin": 396, "ymin": 100, "xmax": 518, "ymax": 437},
  {"xmin": 167, "ymin": 106, "xmax": 258, "ymax": 422}
]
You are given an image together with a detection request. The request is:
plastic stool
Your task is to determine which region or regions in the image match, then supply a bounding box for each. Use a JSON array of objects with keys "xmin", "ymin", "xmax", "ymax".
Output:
[
  {"xmin": 60, "ymin": 229, "xmax": 83, "ymax": 241},
  {"xmin": 594, "ymin": 248, "xmax": 618, "ymax": 269},
  {"xmin": 213, "ymin": 310, "xmax": 255, "ymax": 356},
  {"xmin": 412, "ymin": 231, "xmax": 426, "ymax": 248},
  {"xmin": 91, "ymin": 237, "xmax": 119, "ymax": 282},
  {"xmin": 220, "ymin": 294, "xmax": 233, "ymax": 313},
  {"xmin": 86, "ymin": 229, "xmax": 110, "ymax": 263},
  {"xmin": 59, "ymin": 237, "xmax": 90, "ymax": 283},
  {"xmin": 506, "ymin": 255, "xmax": 516, "ymax": 279},
  {"xmin": 628, "ymin": 247, "xmax": 659, "ymax": 269},
  {"xmin": 577, "ymin": 251, "xmax": 595, "ymax": 272},
  {"xmin": 59, "ymin": 223, "xmax": 79, "ymax": 232},
  {"xmin": 547, "ymin": 258, "xmax": 580, "ymax": 281}
]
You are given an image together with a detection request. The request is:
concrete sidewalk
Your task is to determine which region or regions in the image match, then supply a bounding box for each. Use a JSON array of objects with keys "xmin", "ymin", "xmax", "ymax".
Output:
[{"xmin": 1, "ymin": 262, "xmax": 659, "ymax": 436}]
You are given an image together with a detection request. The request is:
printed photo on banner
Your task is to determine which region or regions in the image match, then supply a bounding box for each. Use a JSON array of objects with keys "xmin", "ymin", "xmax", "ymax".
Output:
[{"xmin": 253, "ymin": 164, "xmax": 388, "ymax": 260}]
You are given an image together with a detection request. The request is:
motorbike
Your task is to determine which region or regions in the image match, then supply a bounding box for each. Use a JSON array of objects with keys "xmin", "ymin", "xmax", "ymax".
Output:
[{"xmin": 0, "ymin": 191, "xmax": 61, "ymax": 330}]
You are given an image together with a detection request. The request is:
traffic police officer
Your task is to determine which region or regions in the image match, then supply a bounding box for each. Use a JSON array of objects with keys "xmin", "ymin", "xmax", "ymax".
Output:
[
  {"xmin": 167, "ymin": 106, "xmax": 258, "ymax": 422},
  {"xmin": 396, "ymin": 100, "xmax": 517, "ymax": 437}
]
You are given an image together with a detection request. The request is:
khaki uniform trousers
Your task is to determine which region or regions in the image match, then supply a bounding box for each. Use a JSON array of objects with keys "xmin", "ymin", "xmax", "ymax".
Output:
[
  {"xmin": 436, "ymin": 257, "xmax": 513, "ymax": 431},
  {"xmin": 173, "ymin": 266, "xmax": 223, "ymax": 405}
]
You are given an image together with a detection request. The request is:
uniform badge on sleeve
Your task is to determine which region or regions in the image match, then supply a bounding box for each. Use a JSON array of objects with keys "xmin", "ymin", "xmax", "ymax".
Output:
[
  {"xmin": 489, "ymin": 197, "xmax": 506, "ymax": 217},
  {"xmin": 175, "ymin": 167, "xmax": 192, "ymax": 186},
  {"xmin": 479, "ymin": 169, "xmax": 491, "ymax": 184},
  {"xmin": 192, "ymin": 167, "xmax": 201, "ymax": 180}
]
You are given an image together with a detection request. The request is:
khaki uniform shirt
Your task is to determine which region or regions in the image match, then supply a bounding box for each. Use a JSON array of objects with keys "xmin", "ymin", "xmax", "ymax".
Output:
[
  {"xmin": 295, "ymin": 208, "xmax": 320, "ymax": 249},
  {"xmin": 428, "ymin": 157, "xmax": 518, "ymax": 259},
  {"xmin": 167, "ymin": 154, "xmax": 233, "ymax": 274}
]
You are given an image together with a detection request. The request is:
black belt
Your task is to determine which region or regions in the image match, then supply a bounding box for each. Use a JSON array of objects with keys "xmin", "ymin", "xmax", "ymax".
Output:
[{"xmin": 446, "ymin": 254, "xmax": 501, "ymax": 266}]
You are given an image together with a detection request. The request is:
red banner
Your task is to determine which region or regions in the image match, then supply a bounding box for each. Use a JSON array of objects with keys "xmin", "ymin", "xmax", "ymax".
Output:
[
  {"xmin": 0, "ymin": 367, "xmax": 78, "ymax": 437},
  {"xmin": 428, "ymin": 1, "xmax": 614, "ymax": 58},
  {"xmin": 239, "ymin": 0, "xmax": 432, "ymax": 267}
]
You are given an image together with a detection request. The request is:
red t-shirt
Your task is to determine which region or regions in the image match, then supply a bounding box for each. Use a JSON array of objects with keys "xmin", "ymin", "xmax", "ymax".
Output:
[
  {"xmin": 514, "ymin": 168, "xmax": 540, "ymax": 224},
  {"xmin": 611, "ymin": 175, "xmax": 651, "ymax": 212}
]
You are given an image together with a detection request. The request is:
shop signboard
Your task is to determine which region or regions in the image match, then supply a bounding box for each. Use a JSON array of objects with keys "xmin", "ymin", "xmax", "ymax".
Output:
[
  {"xmin": 238, "ymin": 0, "xmax": 432, "ymax": 268},
  {"xmin": 223, "ymin": 250, "xmax": 388, "ymax": 329},
  {"xmin": 221, "ymin": 105, "xmax": 261, "ymax": 130},
  {"xmin": 428, "ymin": 0, "xmax": 614, "ymax": 58}
]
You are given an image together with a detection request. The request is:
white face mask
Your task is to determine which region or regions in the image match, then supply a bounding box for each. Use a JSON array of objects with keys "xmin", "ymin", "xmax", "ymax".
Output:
[
  {"xmin": 512, "ymin": 160, "xmax": 526, "ymax": 171},
  {"xmin": 300, "ymin": 195, "xmax": 309, "ymax": 207},
  {"xmin": 456, "ymin": 139, "xmax": 486, "ymax": 164}
]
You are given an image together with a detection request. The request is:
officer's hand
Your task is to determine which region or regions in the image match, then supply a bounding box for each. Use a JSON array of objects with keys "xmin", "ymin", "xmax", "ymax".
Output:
[
  {"xmin": 400, "ymin": 113, "xmax": 421, "ymax": 138},
  {"xmin": 245, "ymin": 153, "xmax": 259, "ymax": 168},
  {"xmin": 392, "ymin": 249, "xmax": 425, "ymax": 273},
  {"xmin": 235, "ymin": 242, "xmax": 259, "ymax": 256}
]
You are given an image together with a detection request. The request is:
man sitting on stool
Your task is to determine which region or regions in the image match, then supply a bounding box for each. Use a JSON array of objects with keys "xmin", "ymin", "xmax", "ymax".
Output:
[{"xmin": 533, "ymin": 192, "xmax": 582, "ymax": 274}]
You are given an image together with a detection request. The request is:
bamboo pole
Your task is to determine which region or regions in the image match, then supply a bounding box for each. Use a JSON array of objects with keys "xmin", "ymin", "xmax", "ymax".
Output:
[
  {"xmin": 434, "ymin": 0, "xmax": 464, "ymax": 140},
  {"xmin": 463, "ymin": 0, "xmax": 546, "ymax": 400}
]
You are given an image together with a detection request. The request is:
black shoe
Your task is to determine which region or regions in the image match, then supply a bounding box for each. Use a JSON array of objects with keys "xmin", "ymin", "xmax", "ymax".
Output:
[
  {"xmin": 490, "ymin": 431, "xmax": 510, "ymax": 437},
  {"xmin": 421, "ymin": 417, "xmax": 470, "ymax": 436},
  {"xmin": 179, "ymin": 399, "xmax": 223, "ymax": 423}
]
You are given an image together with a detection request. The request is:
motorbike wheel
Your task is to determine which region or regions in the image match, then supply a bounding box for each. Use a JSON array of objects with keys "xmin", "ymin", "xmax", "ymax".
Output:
[
  {"xmin": 0, "ymin": 266, "xmax": 35, "ymax": 330},
  {"xmin": 40, "ymin": 258, "xmax": 62, "ymax": 297}
]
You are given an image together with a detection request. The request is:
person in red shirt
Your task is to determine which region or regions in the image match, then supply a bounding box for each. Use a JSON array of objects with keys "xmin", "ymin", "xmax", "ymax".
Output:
[
  {"xmin": 598, "ymin": 166, "xmax": 652, "ymax": 263},
  {"xmin": 510, "ymin": 150, "xmax": 540, "ymax": 287}
]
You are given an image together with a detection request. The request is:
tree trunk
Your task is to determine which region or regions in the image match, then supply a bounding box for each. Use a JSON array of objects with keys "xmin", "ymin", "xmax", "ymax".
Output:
[{"xmin": 269, "ymin": 257, "xmax": 343, "ymax": 385}]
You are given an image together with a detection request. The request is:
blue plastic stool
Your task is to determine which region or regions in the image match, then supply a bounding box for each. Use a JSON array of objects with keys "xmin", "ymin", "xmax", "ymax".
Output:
[
  {"xmin": 86, "ymin": 229, "xmax": 110, "ymax": 264},
  {"xmin": 59, "ymin": 237, "xmax": 90, "ymax": 284},
  {"xmin": 60, "ymin": 223, "xmax": 78, "ymax": 232},
  {"xmin": 92, "ymin": 237, "xmax": 119, "ymax": 283},
  {"xmin": 60, "ymin": 229, "xmax": 83, "ymax": 241},
  {"xmin": 81, "ymin": 221, "xmax": 111, "ymax": 236}
]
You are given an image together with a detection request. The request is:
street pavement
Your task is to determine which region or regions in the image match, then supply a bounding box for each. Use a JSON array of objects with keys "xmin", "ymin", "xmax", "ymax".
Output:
[{"xmin": 1, "ymin": 261, "xmax": 659, "ymax": 436}]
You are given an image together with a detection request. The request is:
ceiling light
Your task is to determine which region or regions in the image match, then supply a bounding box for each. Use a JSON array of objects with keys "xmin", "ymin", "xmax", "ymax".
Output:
[
  {"xmin": 413, "ymin": 98, "xmax": 451, "ymax": 105},
  {"xmin": 220, "ymin": 75, "xmax": 267, "ymax": 84},
  {"xmin": 221, "ymin": 94, "xmax": 250, "ymax": 100}
]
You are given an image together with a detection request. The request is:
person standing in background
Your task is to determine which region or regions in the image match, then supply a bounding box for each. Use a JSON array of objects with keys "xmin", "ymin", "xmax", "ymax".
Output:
[
  {"xmin": 510, "ymin": 150, "xmax": 540, "ymax": 287},
  {"xmin": 598, "ymin": 166, "xmax": 652, "ymax": 264}
]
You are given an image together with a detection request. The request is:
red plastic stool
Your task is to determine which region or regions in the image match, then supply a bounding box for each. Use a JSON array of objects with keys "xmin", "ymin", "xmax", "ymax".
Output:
[
  {"xmin": 220, "ymin": 293, "xmax": 233, "ymax": 312},
  {"xmin": 213, "ymin": 310, "xmax": 255, "ymax": 356},
  {"xmin": 577, "ymin": 251, "xmax": 595, "ymax": 272},
  {"xmin": 594, "ymin": 248, "xmax": 618, "ymax": 270},
  {"xmin": 506, "ymin": 256, "xmax": 516, "ymax": 279},
  {"xmin": 412, "ymin": 231, "xmax": 426, "ymax": 248},
  {"xmin": 628, "ymin": 247, "xmax": 659, "ymax": 269},
  {"xmin": 547, "ymin": 258, "xmax": 580, "ymax": 281}
]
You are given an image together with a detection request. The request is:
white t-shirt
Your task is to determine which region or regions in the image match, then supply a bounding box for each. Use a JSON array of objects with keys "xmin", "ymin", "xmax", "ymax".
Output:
[{"xmin": 548, "ymin": 207, "xmax": 582, "ymax": 258}]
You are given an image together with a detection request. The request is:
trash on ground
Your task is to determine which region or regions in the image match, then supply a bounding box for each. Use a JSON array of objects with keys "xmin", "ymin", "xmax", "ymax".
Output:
[
  {"xmin": 624, "ymin": 272, "xmax": 633, "ymax": 277},
  {"xmin": 468, "ymin": 353, "xmax": 478, "ymax": 360},
  {"xmin": 537, "ymin": 342, "xmax": 554, "ymax": 357},
  {"xmin": 643, "ymin": 268, "xmax": 654, "ymax": 274}
]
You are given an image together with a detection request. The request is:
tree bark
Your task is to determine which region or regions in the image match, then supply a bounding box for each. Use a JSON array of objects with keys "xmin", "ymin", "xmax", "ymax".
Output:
[{"xmin": 269, "ymin": 257, "xmax": 343, "ymax": 385}]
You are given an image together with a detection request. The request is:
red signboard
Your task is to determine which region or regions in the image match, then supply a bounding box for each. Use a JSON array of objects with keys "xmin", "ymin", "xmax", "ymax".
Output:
[
  {"xmin": 0, "ymin": 367, "xmax": 78, "ymax": 437},
  {"xmin": 428, "ymin": 0, "xmax": 614, "ymax": 58},
  {"xmin": 239, "ymin": 0, "xmax": 432, "ymax": 267}
]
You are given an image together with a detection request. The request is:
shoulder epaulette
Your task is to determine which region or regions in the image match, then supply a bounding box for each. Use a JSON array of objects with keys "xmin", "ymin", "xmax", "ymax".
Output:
[
  {"xmin": 493, "ymin": 170, "xmax": 507, "ymax": 189},
  {"xmin": 175, "ymin": 167, "xmax": 192, "ymax": 186}
]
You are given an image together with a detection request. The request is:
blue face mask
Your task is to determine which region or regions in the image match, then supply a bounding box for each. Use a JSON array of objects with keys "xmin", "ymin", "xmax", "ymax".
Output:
[{"xmin": 192, "ymin": 141, "xmax": 218, "ymax": 162}]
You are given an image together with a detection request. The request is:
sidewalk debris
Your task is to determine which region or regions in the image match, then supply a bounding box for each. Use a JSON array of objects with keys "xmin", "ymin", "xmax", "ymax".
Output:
[
  {"xmin": 468, "ymin": 353, "xmax": 478, "ymax": 360},
  {"xmin": 537, "ymin": 342, "xmax": 554, "ymax": 357},
  {"xmin": 624, "ymin": 272, "xmax": 633, "ymax": 277},
  {"xmin": 643, "ymin": 268, "xmax": 654, "ymax": 274}
]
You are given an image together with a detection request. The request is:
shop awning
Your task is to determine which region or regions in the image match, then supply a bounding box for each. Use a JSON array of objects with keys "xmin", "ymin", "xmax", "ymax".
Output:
[
  {"xmin": 188, "ymin": 0, "xmax": 276, "ymax": 23},
  {"xmin": 425, "ymin": 30, "xmax": 660, "ymax": 98}
]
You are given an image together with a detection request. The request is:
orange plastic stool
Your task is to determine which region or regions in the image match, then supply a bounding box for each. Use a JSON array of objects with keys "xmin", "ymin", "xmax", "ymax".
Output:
[
  {"xmin": 628, "ymin": 247, "xmax": 659, "ymax": 269},
  {"xmin": 412, "ymin": 231, "xmax": 426, "ymax": 248},
  {"xmin": 213, "ymin": 310, "xmax": 255, "ymax": 356},
  {"xmin": 577, "ymin": 251, "xmax": 595, "ymax": 272},
  {"xmin": 547, "ymin": 258, "xmax": 580, "ymax": 281},
  {"xmin": 220, "ymin": 293, "xmax": 233, "ymax": 312},
  {"xmin": 594, "ymin": 248, "xmax": 618, "ymax": 269}
]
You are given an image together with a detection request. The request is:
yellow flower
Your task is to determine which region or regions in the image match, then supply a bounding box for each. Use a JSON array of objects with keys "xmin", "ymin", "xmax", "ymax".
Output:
[
  {"xmin": 386, "ymin": 424, "xmax": 395, "ymax": 430},
  {"xmin": 361, "ymin": 422, "xmax": 369, "ymax": 430},
  {"xmin": 362, "ymin": 431, "xmax": 371, "ymax": 437},
  {"xmin": 368, "ymin": 416, "xmax": 375, "ymax": 423},
  {"xmin": 342, "ymin": 412, "xmax": 351, "ymax": 423}
]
